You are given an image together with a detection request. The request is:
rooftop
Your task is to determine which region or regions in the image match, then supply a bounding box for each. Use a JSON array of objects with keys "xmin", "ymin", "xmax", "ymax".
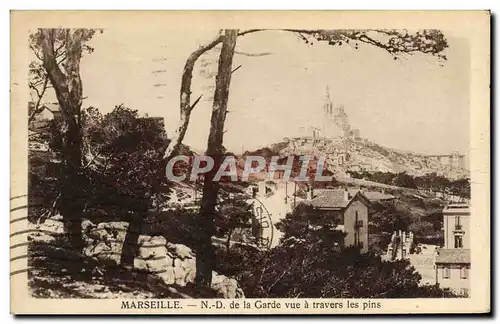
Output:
[
  {"xmin": 309, "ymin": 189, "xmax": 369, "ymax": 209},
  {"xmin": 442, "ymin": 203, "xmax": 470, "ymax": 215},
  {"xmin": 435, "ymin": 248, "xmax": 470, "ymax": 264}
]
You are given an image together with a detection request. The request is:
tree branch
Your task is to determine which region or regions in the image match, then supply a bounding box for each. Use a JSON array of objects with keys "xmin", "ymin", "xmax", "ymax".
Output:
[
  {"xmin": 237, "ymin": 29, "xmax": 266, "ymax": 37},
  {"xmin": 163, "ymin": 31, "xmax": 224, "ymax": 160},
  {"xmin": 189, "ymin": 94, "xmax": 203, "ymax": 111},
  {"xmin": 231, "ymin": 65, "xmax": 242, "ymax": 74},
  {"xmin": 54, "ymin": 40, "xmax": 66, "ymax": 57},
  {"xmin": 39, "ymin": 29, "xmax": 68, "ymax": 102},
  {"xmin": 28, "ymin": 75, "xmax": 50, "ymax": 123},
  {"xmin": 56, "ymin": 52, "xmax": 67, "ymax": 66},
  {"xmin": 29, "ymin": 44, "xmax": 43, "ymax": 61},
  {"xmin": 235, "ymin": 51, "xmax": 272, "ymax": 57}
]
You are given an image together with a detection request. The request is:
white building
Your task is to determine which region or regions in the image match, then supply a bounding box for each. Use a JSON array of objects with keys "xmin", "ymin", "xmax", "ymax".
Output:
[{"xmin": 434, "ymin": 203, "xmax": 471, "ymax": 296}]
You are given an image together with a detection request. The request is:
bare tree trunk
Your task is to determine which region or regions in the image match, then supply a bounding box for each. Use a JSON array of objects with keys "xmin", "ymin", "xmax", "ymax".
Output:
[
  {"xmin": 196, "ymin": 29, "xmax": 238, "ymax": 288},
  {"xmin": 163, "ymin": 30, "xmax": 265, "ymax": 161},
  {"xmin": 164, "ymin": 32, "xmax": 224, "ymax": 160},
  {"xmin": 40, "ymin": 29, "xmax": 85, "ymax": 251},
  {"xmin": 226, "ymin": 229, "xmax": 233, "ymax": 252},
  {"xmin": 120, "ymin": 212, "xmax": 143, "ymax": 270},
  {"xmin": 61, "ymin": 126, "xmax": 85, "ymax": 251}
]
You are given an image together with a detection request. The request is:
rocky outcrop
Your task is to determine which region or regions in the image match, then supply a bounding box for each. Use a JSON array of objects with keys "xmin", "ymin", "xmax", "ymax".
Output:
[
  {"xmin": 275, "ymin": 137, "xmax": 469, "ymax": 179},
  {"xmin": 82, "ymin": 220, "xmax": 129, "ymax": 266},
  {"xmin": 211, "ymin": 272, "xmax": 244, "ymax": 299},
  {"xmin": 29, "ymin": 215, "xmax": 65, "ymax": 243},
  {"xmin": 81, "ymin": 221, "xmax": 244, "ymax": 298}
]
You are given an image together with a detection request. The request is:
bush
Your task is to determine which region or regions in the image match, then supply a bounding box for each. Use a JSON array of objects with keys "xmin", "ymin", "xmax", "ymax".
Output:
[
  {"xmin": 409, "ymin": 221, "xmax": 441, "ymax": 241},
  {"xmin": 415, "ymin": 236, "xmax": 443, "ymax": 246}
]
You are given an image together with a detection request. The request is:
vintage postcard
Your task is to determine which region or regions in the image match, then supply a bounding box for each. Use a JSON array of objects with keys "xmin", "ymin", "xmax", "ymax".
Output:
[{"xmin": 10, "ymin": 11, "xmax": 490, "ymax": 314}]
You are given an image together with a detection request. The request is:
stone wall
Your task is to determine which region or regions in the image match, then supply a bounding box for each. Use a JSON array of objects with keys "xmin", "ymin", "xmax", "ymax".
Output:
[{"xmin": 80, "ymin": 220, "xmax": 244, "ymax": 298}]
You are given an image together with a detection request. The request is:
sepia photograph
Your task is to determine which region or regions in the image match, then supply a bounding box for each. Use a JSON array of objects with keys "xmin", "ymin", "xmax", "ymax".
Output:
[{"xmin": 9, "ymin": 11, "xmax": 490, "ymax": 314}]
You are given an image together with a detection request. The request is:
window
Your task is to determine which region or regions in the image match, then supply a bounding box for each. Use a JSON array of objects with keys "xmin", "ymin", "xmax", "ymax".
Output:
[
  {"xmin": 443, "ymin": 267, "xmax": 450, "ymax": 279},
  {"xmin": 460, "ymin": 267, "xmax": 468, "ymax": 279},
  {"xmin": 455, "ymin": 235, "xmax": 463, "ymax": 248},
  {"xmin": 354, "ymin": 211, "xmax": 363, "ymax": 227},
  {"xmin": 455, "ymin": 216, "xmax": 462, "ymax": 230}
]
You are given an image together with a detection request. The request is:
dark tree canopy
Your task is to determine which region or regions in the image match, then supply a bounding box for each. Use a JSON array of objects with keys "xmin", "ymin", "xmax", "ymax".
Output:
[
  {"xmin": 303, "ymin": 29, "xmax": 448, "ymax": 60},
  {"xmin": 28, "ymin": 29, "xmax": 101, "ymax": 122}
]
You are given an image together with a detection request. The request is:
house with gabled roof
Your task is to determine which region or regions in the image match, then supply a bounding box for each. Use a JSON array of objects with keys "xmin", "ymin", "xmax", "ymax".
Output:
[{"xmin": 305, "ymin": 188, "xmax": 371, "ymax": 253}]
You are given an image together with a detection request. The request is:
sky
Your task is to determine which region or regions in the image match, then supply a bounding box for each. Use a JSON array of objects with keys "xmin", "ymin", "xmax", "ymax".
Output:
[{"xmin": 40, "ymin": 28, "xmax": 470, "ymax": 158}]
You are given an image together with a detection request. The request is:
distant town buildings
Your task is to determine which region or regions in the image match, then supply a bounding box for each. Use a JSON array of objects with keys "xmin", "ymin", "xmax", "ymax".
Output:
[
  {"xmin": 386, "ymin": 230, "xmax": 415, "ymax": 260},
  {"xmin": 28, "ymin": 102, "xmax": 62, "ymax": 132},
  {"xmin": 427, "ymin": 152, "xmax": 466, "ymax": 171},
  {"xmin": 434, "ymin": 203, "xmax": 470, "ymax": 297},
  {"xmin": 427, "ymin": 152, "xmax": 467, "ymax": 179}
]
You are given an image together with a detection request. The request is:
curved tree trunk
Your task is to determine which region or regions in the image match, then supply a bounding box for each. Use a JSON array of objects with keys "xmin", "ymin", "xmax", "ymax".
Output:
[
  {"xmin": 164, "ymin": 31, "xmax": 224, "ymax": 160},
  {"xmin": 196, "ymin": 29, "xmax": 239, "ymax": 288},
  {"xmin": 40, "ymin": 29, "xmax": 85, "ymax": 252}
]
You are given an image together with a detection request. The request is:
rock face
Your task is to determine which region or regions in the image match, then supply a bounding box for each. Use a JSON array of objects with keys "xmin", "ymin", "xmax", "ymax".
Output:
[
  {"xmin": 277, "ymin": 137, "xmax": 469, "ymax": 179},
  {"xmin": 29, "ymin": 215, "xmax": 65, "ymax": 243},
  {"xmin": 211, "ymin": 271, "xmax": 244, "ymax": 300},
  {"xmin": 82, "ymin": 220, "xmax": 129, "ymax": 266},
  {"xmin": 81, "ymin": 221, "xmax": 244, "ymax": 298}
]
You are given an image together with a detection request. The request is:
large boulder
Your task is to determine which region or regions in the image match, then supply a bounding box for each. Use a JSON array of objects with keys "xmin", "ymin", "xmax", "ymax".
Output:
[
  {"xmin": 212, "ymin": 272, "xmax": 245, "ymax": 299},
  {"xmin": 81, "ymin": 221, "xmax": 244, "ymax": 298},
  {"xmin": 29, "ymin": 215, "xmax": 65, "ymax": 243},
  {"xmin": 167, "ymin": 242, "xmax": 194, "ymax": 260},
  {"xmin": 135, "ymin": 235, "xmax": 173, "ymax": 273},
  {"xmin": 82, "ymin": 221, "xmax": 129, "ymax": 266},
  {"xmin": 134, "ymin": 235, "xmax": 244, "ymax": 297}
]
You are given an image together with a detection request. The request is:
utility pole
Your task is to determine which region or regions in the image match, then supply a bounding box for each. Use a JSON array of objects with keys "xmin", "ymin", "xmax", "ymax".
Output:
[
  {"xmin": 285, "ymin": 181, "xmax": 288, "ymax": 203},
  {"xmin": 293, "ymin": 181, "xmax": 297, "ymax": 208}
]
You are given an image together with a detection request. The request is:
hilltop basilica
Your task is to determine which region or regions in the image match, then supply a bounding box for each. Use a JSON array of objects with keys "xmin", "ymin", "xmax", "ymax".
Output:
[
  {"xmin": 298, "ymin": 87, "xmax": 361, "ymax": 141},
  {"xmin": 283, "ymin": 87, "xmax": 361, "ymax": 168}
]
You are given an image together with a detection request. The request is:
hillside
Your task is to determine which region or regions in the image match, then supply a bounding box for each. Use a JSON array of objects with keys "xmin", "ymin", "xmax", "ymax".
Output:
[{"xmin": 251, "ymin": 137, "xmax": 469, "ymax": 180}]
